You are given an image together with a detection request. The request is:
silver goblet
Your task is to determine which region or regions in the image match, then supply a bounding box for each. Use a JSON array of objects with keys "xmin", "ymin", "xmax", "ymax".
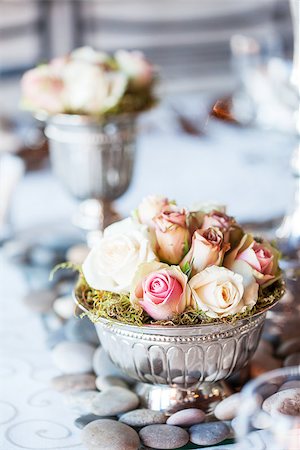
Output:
[
  {"xmin": 44, "ymin": 114, "xmax": 137, "ymax": 239},
  {"xmin": 75, "ymin": 292, "xmax": 281, "ymax": 414}
]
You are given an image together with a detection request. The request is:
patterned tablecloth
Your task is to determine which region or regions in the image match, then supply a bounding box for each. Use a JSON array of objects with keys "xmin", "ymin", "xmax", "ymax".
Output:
[{"xmin": 0, "ymin": 122, "xmax": 295, "ymax": 449}]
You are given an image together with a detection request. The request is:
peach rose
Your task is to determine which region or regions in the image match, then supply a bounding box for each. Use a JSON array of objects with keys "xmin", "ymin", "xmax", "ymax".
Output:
[
  {"xmin": 115, "ymin": 50, "xmax": 154, "ymax": 88},
  {"xmin": 130, "ymin": 261, "xmax": 191, "ymax": 320},
  {"xmin": 181, "ymin": 227, "xmax": 230, "ymax": 276},
  {"xmin": 189, "ymin": 266, "xmax": 258, "ymax": 318},
  {"xmin": 153, "ymin": 206, "xmax": 190, "ymax": 264},
  {"xmin": 201, "ymin": 210, "xmax": 243, "ymax": 246},
  {"xmin": 224, "ymin": 234, "xmax": 281, "ymax": 287}
]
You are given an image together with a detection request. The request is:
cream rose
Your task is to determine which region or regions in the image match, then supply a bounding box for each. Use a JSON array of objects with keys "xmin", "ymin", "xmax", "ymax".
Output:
[
  {"xmin": 137, "ymin": 195, "xmax": 169, "ymax": 227},
  {"xmin": 82, "ymin": 218, "xmax": 157, "ymax": 293},
  {"xmin": 189, "ymin": 266, "xmax": 258, "ymax": 318}
]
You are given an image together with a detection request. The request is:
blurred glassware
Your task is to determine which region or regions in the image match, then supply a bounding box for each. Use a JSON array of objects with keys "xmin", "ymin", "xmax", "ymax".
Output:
[
  {"xmin": 44, "ymin": 113, "xmax": 137, "ymax": 245},
  {"xmin": 230, "ymin": 0, "xmax": 300, "ymax": 265},
  {"xmin": 235, "ymin": 366, "xmax": 300, "ymax": 450},
  {"xmin": 276, "ymin": 0, "xmax": 300, "ymax": 264}
]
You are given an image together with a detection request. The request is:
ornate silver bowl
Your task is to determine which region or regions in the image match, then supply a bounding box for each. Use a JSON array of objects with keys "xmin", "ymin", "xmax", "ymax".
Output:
[{"xmin": 75, "ymin": 292, "xmax": 280, "ymax": 413}]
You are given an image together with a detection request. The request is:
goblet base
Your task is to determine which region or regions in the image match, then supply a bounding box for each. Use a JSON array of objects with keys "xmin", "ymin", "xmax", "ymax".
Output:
[{"xmin": 134, "ymin": 381, "xmax": 233, "ymax": 415}]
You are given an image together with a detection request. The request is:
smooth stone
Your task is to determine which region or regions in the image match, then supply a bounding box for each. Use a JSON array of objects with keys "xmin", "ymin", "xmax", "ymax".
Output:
[
  {"xmin": 277, "ymin": 338, "xmax": 300, "ymax": 358},
  {"xmin": 65, "ymin": 316, "xmax": 99, "ymax": 346},
  {"xmin": 29, "ymin": 245, "xmax": 58, "ymax": 267},
  {"xmin": 96, "ymin": 376, "xmax": 128, "ymax": 391},
  {"xmin": 249, "ymin": 353, "xmax": 281, "ymax": 378},
  {"xmin": 214, "ymin": 393, "xmax": 241, "ymax": 421},
  {"xmin": 52, "ymin": 341, "xmax": 95, "ymax": 374},
  {"xmin": 283, "ymin": 352, "xmax": 300, "ymax": 367},
  {"xmin": 53, "ymin": 295, "xmax": 74, "ymax": 320},
  {"xmin": 45, "ymin": 327, "xmax": 66, "ymax": 349},
  {"xmin": 93, "ymin": 347, "xmax": 133, "ymax": 384},
  {"xmin": 119, "ymin": 409, "xmax": 166, "ymax": 427},
  {"xmin": 262, "ymin": 388, "xmax": 300, "ymax": 416},
  {"xmin": 139, "ymin": 424, "xmax": 189, "ymax": 449},
  {"xmin": 23, "ymin": 289, "xmax": 56, "ymax": 313},
  {"xmin": 250, "ymin": 411, "xmax": 272, "ymax": 429},
  {"xmin": 66, "ymin": 244, "xmax": 89, "ymax": 265},
  {"xmin": 91, "ymin": 387, "xmax": 139, "ymax": 416},
  {"xmin": 74, "ymin": 413, "xmax": 117, "ymax": 429},
  {"xmin": 65, "ymin": 390, "xmax": 98, "ymax": 414},
  {"xmin": 279, "ymin": 380, "xmax": 300, "ymax": 391},
  {"xmin": 82, "ymin": 419, "xmax": 140, "ymax": 450},
  {"xmin": 254, "ymin": 340, "xmax": 273, "ymax": 356},
  {"xmin": 51, "ymin": 374, "xmax": 96, "ymax": 392},
  {"xmin": 189, "ymin": 422, "xmax": 230, "ymax": 446},
  {"xmin": 167, "ymin": 408, "xmax": 205, "ymax": 426}
]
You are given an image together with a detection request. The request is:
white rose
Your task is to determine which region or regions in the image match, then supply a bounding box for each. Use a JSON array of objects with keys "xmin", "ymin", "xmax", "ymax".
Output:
[
  {"xmin": 82, "ymin": 218, "xmax": 157, "ymax": 293},
  {"xmin": 137, "ymin": 195, "xmax": 169, "ymax": 226},
  {"xmin": 62, "ymin": 60, "xmax": 127, "ymax": 114},
  {"xmin": 115, "ymin": 49, "xmax": 153, "ymax": 88},
  {"xmin": 71, "ymin": 46, "xmax": 109, "ymax": 65},
  {"xmin": 189, "ymin": 266, "xmax": 258, "ymax": 318}
]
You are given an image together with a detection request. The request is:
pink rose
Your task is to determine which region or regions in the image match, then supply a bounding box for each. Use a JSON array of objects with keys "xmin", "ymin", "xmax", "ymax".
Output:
[
  {"xmin": 130, "ymin": 262, "xmax": 190, "ymax": 320},
  {"xmin": 153, "ymin": 206, "xmax": 190, "ymax": 264},
  {"xmin": 224, "ymin": 234, "xmax": 281, "ymax": 287},
  {"xmin": 21, "ymin": 65, "xmax": 65, "ymax": 114},
  {"xmin": 181, "ymin": 227, "xmax": 230, "ymax": 276}
]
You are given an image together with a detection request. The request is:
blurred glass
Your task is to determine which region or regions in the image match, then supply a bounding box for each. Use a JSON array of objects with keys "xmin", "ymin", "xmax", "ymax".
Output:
[{"xmin": 235, "ymin": 366, "xmax": 300, "ymax": 450}]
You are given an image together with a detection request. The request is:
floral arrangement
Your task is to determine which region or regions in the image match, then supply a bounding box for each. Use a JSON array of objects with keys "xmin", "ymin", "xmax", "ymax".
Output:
[
  {"xmin": 74, "ymin": 195, "xmax": 284, "ymax": 326},
  {"xmin": 21, "ymin": 47, "xmax": 156, "ymax": 117}
]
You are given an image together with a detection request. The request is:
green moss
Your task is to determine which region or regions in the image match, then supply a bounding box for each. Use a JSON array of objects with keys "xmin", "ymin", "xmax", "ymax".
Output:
[{"xmin": 75, "ymin": 273, "xmax": 285, "ymax": 327}]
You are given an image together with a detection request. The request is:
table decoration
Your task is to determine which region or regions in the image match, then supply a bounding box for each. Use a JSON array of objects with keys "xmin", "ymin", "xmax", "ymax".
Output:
[
  {"xmin": 20, "ymin": 47, "xmax": 156, "ymax": 237},
  {"xmin": 67, "ymin": 195, "xmax": 285, "ymax": 413}
]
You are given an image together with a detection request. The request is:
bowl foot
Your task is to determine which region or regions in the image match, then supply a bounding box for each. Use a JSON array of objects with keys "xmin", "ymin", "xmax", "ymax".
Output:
[{"xmin": 134, "ymin": 381, "xmax": 233, "ymax": 415}]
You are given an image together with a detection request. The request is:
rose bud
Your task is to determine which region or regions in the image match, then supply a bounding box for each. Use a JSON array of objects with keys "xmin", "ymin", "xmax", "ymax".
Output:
[
  {"xmin": 130, "ymin": 261, "xmax": 191, "ymax": 320},
  {"xmin": 224, "ymin": 234, "xmax": 281, "ymax": 287},
  {"xmin": 153, "ymin": 206, "xmax": 191, "ymax": 265},
  {"xmin": 137, "ymin": 195, "xmax": 169, "ymax": 227},
  {"xmin": 181, "ymin": 227, "xmax": 230, "ymax": 276},
  {"xmin": 189, "ymin": 265, "xmax": 258, "ymax": 318},
  {"xmin": 202, "ymin": 210, "xmax": 243, "ymax": 246},
  {"xmin": 115, "ymin": 50, "xmax": 154, "ymax": 89}
]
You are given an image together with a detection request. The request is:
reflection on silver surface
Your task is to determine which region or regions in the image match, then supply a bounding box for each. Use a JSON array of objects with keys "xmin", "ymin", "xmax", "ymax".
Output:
[{"xmin": 45, "ymin": 114, "xmax": 137, "ymax": 232}]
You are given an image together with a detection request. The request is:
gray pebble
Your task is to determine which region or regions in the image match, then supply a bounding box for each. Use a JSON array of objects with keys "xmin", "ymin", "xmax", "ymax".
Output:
[
  {"xmin": 166, "ymin": 408, "xmax": 205, "ymax": 426},
  {"xmin": 45, "ymin": 327, "xmax": 66, "ymax": 349},
  {"xmin": 65, "ymin": 316, "xmax": 99, "ymax": 345},
  {"xmin": 139, "ymin": 424, "xmax": 189, "ymax": 449},
  {"xmin": 263, "ymin": 388, "xmax": 300, "ymax": 416},
  {"xmin": 279, "ymin": 380, "xmax": 300, "ymax": 391},
  {"xmin": 51, "ymin": 374, "xmax": 96, "ymax": 392},
  {"xmin": 93, "ymin": 347, "xmax": 133, "ymax": 383},
  {"xmin": 74, "ymin": 413, "xmax": 117, "ymax": 429},
  {"xmin": 91, "ymin": 387, "xmax": 139, "ymax": 416},
  {"xmin": 23, "ymin": 289, "xmax": 56, "ymax": 313},
  {"xmin": 82, "ymin": 418, "xmax": 140, "ymax": 450},
  {"xmin": 52, "ymin": 341, "xmax": 95, "ymax": 374},
  {"xmin": 189, "ymin": 422, "xmax": 230, "ymax": 446},
  {"xmin": 277, "ymin": 337, "xmax": 300, "ymax": 358},
  {"xmin": 53, "ymin": 295, "xmax": 74, "ymax": 320},
  {"xmin": 96, "ymin": 376, "xmax": 128, "ymax": 391},
  {"xmin": 214, "ymin": 393, "xmax": 241, "ymax": 421},
  {"xmin": 283, "ymin": 352, "xmax": 300, "ymax": 367},
  {"xmin": 65, "ymin": 390, "xmax": 98, "ymax": 414},
  {"xmin": 119, "ymin": 409, "xmax": 166, "ymax": 427}
]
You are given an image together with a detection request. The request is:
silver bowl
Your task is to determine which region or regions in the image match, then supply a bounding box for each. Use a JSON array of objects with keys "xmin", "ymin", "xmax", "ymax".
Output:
[{"xmin": 75, "ymin": 292, "xmax": 280, "ymax": 413}]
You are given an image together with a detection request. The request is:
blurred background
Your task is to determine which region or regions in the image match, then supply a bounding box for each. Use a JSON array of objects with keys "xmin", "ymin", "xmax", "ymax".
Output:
[{"xmin": 0, "ymin": 2, "xmax": 299, "ymax": 449}]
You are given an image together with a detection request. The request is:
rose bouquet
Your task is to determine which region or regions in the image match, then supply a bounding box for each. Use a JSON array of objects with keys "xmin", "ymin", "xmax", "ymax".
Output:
[
  {"xmin": 71, "ymin": 195, "xmax": 284, "ymax": 326},
  {"xmin": 21, "ymin": 46, "xmax": 156, "ymax": 117}
]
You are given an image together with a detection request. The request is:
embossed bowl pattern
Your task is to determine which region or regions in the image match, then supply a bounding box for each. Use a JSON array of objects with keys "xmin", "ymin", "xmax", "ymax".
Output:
[{"xmin": 92, "ymin": 312, "xmax": 266, "ymax": 388}]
